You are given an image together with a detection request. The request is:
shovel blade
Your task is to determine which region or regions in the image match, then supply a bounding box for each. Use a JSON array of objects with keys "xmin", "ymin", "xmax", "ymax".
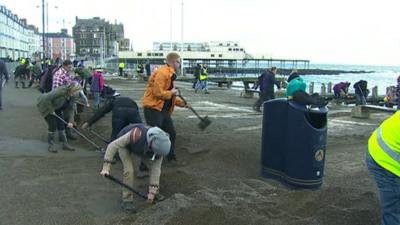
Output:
[{"xmin": 198, "ymin": 116, "xmax": 212, "ymax": 130}]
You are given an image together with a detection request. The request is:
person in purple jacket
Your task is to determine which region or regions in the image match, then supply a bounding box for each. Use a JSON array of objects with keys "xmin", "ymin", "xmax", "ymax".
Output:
[
  {"xmin": 253, "ymin": 67, "xmax": 281, "ymax": 112},
  {"xmin": 333, "ymin": 82, "xmax": 350, "ymax": 99}
]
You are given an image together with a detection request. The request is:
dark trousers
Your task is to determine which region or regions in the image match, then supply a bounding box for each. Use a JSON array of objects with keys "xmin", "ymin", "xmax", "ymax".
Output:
[
  {"xmin": 119, "ymin": 68, "xmax": 123, "ymax": 77},
  {"xmin": 111, "ymin": 107, "xmax": 142, "ymax": 141},
  {"xmin": 44, "ymin": 110, "xmax": 65, "ymax": 132},
  {"xmin": 0, "ymin": 79, "xmax": 3, "ymax": 108},
  {"xmin": 144, "ymin": 108, "xmax": 176, "ymax": 158},
  {"xmin": 253, "ymin": 92, "xmax": 274, "ymax": 110}
]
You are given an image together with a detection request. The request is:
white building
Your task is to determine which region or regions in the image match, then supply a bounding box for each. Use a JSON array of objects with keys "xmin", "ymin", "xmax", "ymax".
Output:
[
  {"xmin": 26, "ymin": 25, "xmax": 41, "ymax": 58},
  {"xmin": 0, "ymin": 5, "xmax": 30, "ymax": 60},
  {"xmin": 121, "ymin": 41, "xmax": 248, "ymax": 61}
]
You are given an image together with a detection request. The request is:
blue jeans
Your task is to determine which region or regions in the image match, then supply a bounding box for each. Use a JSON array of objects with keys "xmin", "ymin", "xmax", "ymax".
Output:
[
  {"xmin": 355, "ymin": 94, "xmax": 366, "ymax": 106},
  {"xmin": 366, "ymin": 152, "xmax": 400, "ymax": 225},
  {"xmin": 92, "ymin": 92, "xmax": 100, "ymax": 109},
  {"xmin": 0, "ymin": 79, "xmax": 3, "ymax": 108},
  {"xmin": 195, "ymin": 80, "xmax": 208, "ymax": 92}
]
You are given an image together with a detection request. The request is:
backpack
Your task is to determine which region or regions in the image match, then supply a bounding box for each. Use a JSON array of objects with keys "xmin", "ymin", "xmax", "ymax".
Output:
[{"xmin": 39, "ymin": 65, "xmax": 61, "ymax": 93}]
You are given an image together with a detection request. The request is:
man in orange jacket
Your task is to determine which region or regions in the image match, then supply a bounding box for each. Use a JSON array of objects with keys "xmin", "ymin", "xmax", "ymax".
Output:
[{"xmin": 143, "ymin": 52, "xmax": 190, "ymax": 162}]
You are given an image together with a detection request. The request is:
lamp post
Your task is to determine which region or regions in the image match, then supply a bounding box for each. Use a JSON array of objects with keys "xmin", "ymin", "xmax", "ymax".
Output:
[
  {"xmin": 170, "ymin": 0, "xmax": 173, "ymax": 51},
  {"xmin": 41, "ymin": 0, "xmax": 45, "ymax": 59},
  {"xmin": 180, "ymin": 0, "xmax": 184, "ymax": 76}
]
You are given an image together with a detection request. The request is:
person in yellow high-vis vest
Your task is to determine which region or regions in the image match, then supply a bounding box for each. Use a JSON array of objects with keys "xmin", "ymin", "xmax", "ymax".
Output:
[
  {"xmin": 119, "ymin": 62, "xmax": 125, "ymax": 77},
  {"xmin": 195, "ymin": 64, "xmax": 209, "ymax": 94},
  {"xmin": 367, "ymin": 111, "xmax": 400, "ymax": 225}
]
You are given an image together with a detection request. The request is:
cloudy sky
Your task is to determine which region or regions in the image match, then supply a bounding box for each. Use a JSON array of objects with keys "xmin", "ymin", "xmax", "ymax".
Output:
[{"xmin": 2, "ymin": 0, "xmax": 400, "ymax": 66}]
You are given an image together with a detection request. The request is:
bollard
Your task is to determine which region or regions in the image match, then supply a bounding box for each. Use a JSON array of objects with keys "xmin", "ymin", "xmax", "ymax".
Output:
[
  {"xmin": 309, "ymin": 82, "xmax": 314, "ymax": 94},
  {"xmin": 321, "ymin": 83, "xmax": 326, "ymax": 96},
  {"xmin": 327, "ymin": 82, "xmax": 332, "ymax": 93},
  {"xmin": 372, "ymin": 86, "xmax": 378, "ymax": 98}
]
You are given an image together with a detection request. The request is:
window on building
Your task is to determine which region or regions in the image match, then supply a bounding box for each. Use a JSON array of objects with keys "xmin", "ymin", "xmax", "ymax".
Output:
[
  {"xmin": 147, "ymin": 53, "xmax": 151, "ymax": 56},
  {"xmin": 137, "ymin": 53, "xmax": 142, "ymax": 56},
  {"xmin": 211, "ymin": 54, "xmax": 215, "ymax": 57},
  {"xmin": 219, "ymin": 54, "xmax": 223, "ymax": 57},
  {"xmin": 228, "ymin": 48, "xmax": 232, "ymax": 51}
]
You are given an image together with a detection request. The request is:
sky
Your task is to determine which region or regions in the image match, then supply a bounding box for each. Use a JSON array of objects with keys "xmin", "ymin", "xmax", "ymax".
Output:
[{"xmin": 2, "ymin": 0, "xmax": 400, "ymax": 66}]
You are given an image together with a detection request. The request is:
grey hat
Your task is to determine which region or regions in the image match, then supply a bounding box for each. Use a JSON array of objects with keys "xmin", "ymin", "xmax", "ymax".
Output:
[{"xmin": 146, "ymin": 127, "xmax": 171, "ymax": 156}]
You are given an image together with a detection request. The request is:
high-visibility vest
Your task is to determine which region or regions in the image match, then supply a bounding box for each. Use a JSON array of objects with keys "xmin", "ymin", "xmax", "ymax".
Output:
[
  {"xmin": 368, "ymin": 111, "xmax": 400, "ymax": 177},
  {"xmin": 199, "ymin": 68, "xmax": 208, "ymax": 81},
  {"xmin": 119, "ymin": 63, "xmax": 125, "ymax": 69}
]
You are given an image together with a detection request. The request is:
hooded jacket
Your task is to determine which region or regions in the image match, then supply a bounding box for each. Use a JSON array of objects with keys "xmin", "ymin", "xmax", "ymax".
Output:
[
  {"xmin": 36, "ymin": 85, "xmax": 74, "ymax": 121},
  {"xmin": 142, "ymin": 65, "xmax": 185, "ymax": 114},
  {"xmin": 90, "ymin": 71, "xmax": 104, "ymax": 93}
]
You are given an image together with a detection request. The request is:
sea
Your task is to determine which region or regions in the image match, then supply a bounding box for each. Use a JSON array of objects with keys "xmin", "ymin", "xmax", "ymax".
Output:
[{"xmin": 229, "ymin": 64, "xmax": 400, "ymax": 95}]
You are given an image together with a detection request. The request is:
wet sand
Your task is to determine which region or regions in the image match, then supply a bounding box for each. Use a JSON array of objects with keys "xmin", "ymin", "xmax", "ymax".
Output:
[{"xmin": 0, "ymin": 78, "xmax": 387, "ymax": 225}]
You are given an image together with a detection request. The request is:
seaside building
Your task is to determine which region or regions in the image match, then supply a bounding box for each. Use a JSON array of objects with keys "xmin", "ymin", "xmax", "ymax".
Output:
[
  {"xmin": 122, "ymin": 41, "xmax": 249, "ymax": 61},
  {"xmin": 46, "ymin": 29, "xmax": 73, "ymax": 60},
  {"xmin": 0, "ymin": 5, "xmax": 30, "ymax": 60},
  {"xmin": 73, "ymin": 17, "xmax": 129, "ymax": 59},
  {"xmin": 26, "ymin": 24, "xmax": 42, "ymax": 58}
]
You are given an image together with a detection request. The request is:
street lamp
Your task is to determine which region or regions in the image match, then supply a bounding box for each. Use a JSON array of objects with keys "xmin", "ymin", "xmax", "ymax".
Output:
[
  {"xmin": 37, "ymin": 2, "xmax": 59, "ymax": 59},
  {"xmin": 36, "ymin": 1, "xmax": 45, "ymax": 59},
  {"xmin": 180, "ymin": 0, "xmax": 184, "ymax": 76}
]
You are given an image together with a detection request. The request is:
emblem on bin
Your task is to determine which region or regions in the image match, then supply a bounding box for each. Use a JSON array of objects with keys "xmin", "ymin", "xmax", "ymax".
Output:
[{"xmin": 315, "ymin": 149, "xmax": 324, "ymax": 161}]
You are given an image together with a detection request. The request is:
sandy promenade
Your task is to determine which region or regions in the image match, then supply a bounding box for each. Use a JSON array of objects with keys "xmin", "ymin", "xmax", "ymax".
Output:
[{"xmin": 0, "ymin": 78, "xmax": 387, "ymax": 225}]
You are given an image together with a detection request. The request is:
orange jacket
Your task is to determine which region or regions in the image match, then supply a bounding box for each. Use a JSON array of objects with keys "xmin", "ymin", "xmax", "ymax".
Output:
[{"xmin": 142, "ymin": 65, "xmax": 185, "ymax": 114}]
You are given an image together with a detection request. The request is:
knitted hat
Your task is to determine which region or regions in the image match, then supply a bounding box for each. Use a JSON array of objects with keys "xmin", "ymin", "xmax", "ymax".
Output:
[{"xmin": 146, "ymin": 127, "xmax": 171, "ymax": 156}]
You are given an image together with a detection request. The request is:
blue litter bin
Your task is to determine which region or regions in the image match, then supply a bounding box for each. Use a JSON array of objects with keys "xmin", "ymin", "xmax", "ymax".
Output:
[{"xmin": 261, "ymin": 99, "xmax": 328, "ymax": 189}]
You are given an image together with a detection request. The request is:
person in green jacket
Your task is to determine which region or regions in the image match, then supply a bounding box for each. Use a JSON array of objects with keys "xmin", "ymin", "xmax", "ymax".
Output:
[{"xmin": 37, "ymin": 82, "xmax": 82, "ymax": 153}]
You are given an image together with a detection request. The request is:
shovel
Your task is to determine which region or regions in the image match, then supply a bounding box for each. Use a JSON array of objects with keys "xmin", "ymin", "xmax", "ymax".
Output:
[
  {"xmin": 87, "ymin": 128, "xmax": 110, "ymax": 144},
  {"xmin": 104, "ymin": 174, "xmax": 166, "ymax": 202},
  {"xmin": 177, "ymin": 89, "xmax": 212, "ymax": 130},
  {"xmin": 52, "ymin": 113, "xmax": 105, "ymax": 152}
]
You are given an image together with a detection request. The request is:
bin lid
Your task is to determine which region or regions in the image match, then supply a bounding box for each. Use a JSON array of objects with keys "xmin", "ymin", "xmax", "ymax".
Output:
[{"xmin": 288, "ymin": 101, "xmax": 328, "ymax": 114}]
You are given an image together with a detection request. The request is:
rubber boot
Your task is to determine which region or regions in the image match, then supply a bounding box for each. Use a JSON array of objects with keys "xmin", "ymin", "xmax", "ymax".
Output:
[
  {"xmin": 59, "ymin": 130, "xmax": 75, "ymax": 151},
  {"xmin": 28, "ymin": 79, "xmax": 34, "ymax": 88},
  {"xmin": 15, "ymin": 81, "xmax": 19, "ymax": 88},
  {"xmin": 47, "ymin": 132, "xmax": 57, "ymax": 153},
  {"xmin": 66, "ymin": 127, "xmax": 78, "ymax": 141}
]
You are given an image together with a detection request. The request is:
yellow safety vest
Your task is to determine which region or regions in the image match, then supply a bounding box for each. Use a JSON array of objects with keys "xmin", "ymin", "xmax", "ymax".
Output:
[
  {"xmin": 199, "ymin": 69, "xmax": 208, "ymax": 81},
  {"xmin": 119, "ymin": 63, "xmax": 125, "ymax": 69},
  {"xmin": 368, "ymin": 111, "xmax": 400, "ymax": 177}
]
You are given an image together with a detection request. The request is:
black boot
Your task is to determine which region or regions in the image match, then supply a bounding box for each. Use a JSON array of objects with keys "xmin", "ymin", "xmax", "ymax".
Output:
[
  {"xmin": 59, "ymin": 130, "xmax": 75, "ymax": 151},
  {"xmin": 28, "ymin": 80, "xmax": 34, "ymax": 88},
  {"xmin": 66, "ymin": 128, "xmax": 78, "ymax": 141},
  {"xmin": 48, "ymin": 132, "xmax": 57, "ymax": 153}
]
